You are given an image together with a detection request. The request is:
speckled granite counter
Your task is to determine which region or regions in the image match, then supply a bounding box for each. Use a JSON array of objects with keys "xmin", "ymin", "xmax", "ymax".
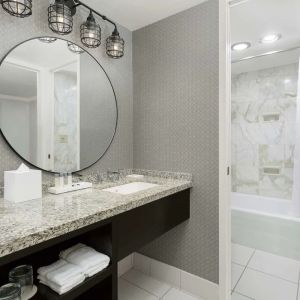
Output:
[{"xmin": 0, "ymin": 170, "xmax": 192, "ymax": 258}]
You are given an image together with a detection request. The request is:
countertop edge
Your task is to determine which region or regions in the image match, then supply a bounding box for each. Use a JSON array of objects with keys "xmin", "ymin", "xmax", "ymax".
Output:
[{"xmin": 0, "ymin": 180, "xmax": 192, "ymax": 258}]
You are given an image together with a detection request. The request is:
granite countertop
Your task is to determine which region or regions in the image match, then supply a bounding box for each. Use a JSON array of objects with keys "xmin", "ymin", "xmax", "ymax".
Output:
[{"xmin": 0, "ymin": 170, "xmax": 192, "ymax": 258}]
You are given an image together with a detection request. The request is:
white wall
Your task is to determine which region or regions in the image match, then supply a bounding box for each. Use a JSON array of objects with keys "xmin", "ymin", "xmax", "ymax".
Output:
[{"xmin": 0, "ymin": 98, "xmax": 36, "ymax": 161}]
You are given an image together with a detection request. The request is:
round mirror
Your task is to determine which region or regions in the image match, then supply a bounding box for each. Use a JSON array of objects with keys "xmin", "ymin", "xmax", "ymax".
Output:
[{"xmin": 0, "ymin": 37, "xmax": 117, "ymax": 173}]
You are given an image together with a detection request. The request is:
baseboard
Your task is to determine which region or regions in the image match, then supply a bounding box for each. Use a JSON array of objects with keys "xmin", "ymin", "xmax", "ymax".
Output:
[
  {"xmin": 118, "ymin": 254, "xmax": 133, "ymax": 277},
  {"xmin": 133, "ymin": 252, "xmax": 219, "ymax": 300}
]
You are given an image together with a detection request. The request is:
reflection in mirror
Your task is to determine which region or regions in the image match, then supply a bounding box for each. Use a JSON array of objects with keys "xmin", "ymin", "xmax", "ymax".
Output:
[{"xmin": 0, "ymin": 38, "xmax": 117, "ymax": 173}]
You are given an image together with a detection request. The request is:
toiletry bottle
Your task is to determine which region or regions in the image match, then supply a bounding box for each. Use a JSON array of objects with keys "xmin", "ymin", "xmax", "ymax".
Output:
[
  {"xmin": 63, "ymin": 173, "xmax": 68, "ymax": 186},
  {"xmin": 54, "ymin": 174, "xmax": 60, "ymax": 188},
  {"xmin": 59, "ymin": 173, "xmax": 64, "ymax": 187},
  {"xmin": 67, "ymin": 172, "xmax": 72, "ymax": 186}
]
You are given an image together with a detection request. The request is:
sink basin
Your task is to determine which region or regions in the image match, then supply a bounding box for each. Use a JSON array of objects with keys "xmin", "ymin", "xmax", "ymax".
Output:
[{"xmin": 102, "ymin": 182, "xmax": 159, "ymax": 195}]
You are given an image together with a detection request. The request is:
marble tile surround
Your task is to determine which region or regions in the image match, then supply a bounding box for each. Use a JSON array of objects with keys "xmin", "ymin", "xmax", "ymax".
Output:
[
  {"xmin": 232, "ymin": 63, "xmax": 299, "ymax": 199},
  {"xmin": 53, "ymin": 71, "xmax": 79, "ymax": 173}
]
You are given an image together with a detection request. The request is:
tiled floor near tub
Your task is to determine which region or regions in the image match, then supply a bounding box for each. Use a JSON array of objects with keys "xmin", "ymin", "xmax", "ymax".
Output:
[
  {"xmin": 232, "ymin": 243, "xmax": 300, "ymax": 300},
  {"xmin": 119, "ymin": 244, "xmax": 300, "ymax": 300},
  {"xmin": 118, "ymin": 269, "xmax": 203, "ymax": 300}
]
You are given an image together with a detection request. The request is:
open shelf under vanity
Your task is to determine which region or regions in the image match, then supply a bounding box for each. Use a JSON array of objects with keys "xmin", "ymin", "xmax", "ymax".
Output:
[
  {"xmin": 0, "ymin": 221, "xmax": 117, "ymax": 300},
  {"xmin": 0, "ymin": 189, "xmax": 190, "ymax": 300},
  {"xmin": 36, "ymin": 266, "xmax": 113, "ymax": 300}
]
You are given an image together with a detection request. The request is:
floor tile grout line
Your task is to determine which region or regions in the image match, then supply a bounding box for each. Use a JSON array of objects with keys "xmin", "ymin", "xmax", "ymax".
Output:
[
  {"xmin": 232, "ymin": 261, "xmax": 248, "ymax": 267},
  {"xmin": 232, "ymin": 249, "xmax": 256, "ymax": 292},
  {"xmin": 245, "ymin": 249, "xmax": 256, "ymax": 267},
  {"xmin": 233, "ymin": 245, "xmax": 300, "ymax": 299},
  {"xmin": 233, "ymin": 291, "xmax": 255, "ymax": 300},
  {"xmin": 232, "ymin": 264, "xmax": 247, "ymax": 292},
  {"xmin": 245, "ymin": 265, "xmax": 300, "ymax": 285},
  {"xmin": 159, "ymin": 286, "xmax": 172, "ymax": 299},
  {"xmin": 234, "ymin": 244, "xmax": 300, "ymax": 284},
  {"xmin": 296, "ymin": 270, "xmax": 300, "ymax": 300},
  {"xmin": 121, "ymin": 270, "xmax": 201, "ymax": 300},
  {"xmin": 120, "ymin": 276, "xmax": 160, "ymax": 299},
  {"xmin": 180, "ymin": 269, "xmax": 182, "ymax": 290}
]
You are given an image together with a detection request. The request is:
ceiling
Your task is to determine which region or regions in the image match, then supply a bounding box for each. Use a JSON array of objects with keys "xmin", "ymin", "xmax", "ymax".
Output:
[
  {"xmin": 0, "ymin": 64, "xmax": 37, "ymax": 99},
  {"xmin": 231, "ymin": 0, "xmax": 300, "ymax": 73},
  {"xmin": 83, "ymin": 0, "xmax": 208, "ymax": 31},
  {"xmin": 0, "ymin": 39, "xmax": 78, "ymax": 100},
  {"xmin": 9, "ymin": 39, "xmax": 78, "ymax": 70}
]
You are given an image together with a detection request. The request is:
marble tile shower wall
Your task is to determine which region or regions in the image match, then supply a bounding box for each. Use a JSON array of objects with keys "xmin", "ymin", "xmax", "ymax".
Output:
[{"xmin": 232, "ymin": 63, "xmax": 299, "ymax": 199}]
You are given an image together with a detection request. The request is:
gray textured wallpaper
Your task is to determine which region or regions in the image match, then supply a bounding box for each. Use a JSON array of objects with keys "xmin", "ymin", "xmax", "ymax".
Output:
[
  {"xmin": 0, "ymin": 1, "xmax": 133, "ymax": 183},
  {"xmin": 133, "ymin": 0, "xmax": 219, "ymax": 283},
  {"xmin": 0, "ymin": 0, "xmax": 220, "ymax": 283}
]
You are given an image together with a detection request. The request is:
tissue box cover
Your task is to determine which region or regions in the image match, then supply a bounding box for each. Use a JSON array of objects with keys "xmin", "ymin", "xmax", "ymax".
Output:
[{"xmin": 4, "ymin": 169, "xmax": 42, "ymax": 202}]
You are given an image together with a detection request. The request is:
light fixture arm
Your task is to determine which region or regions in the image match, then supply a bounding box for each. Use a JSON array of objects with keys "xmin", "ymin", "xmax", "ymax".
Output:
[{"xmin": 73, "ymin": 0, "xmax": 118, "ymax": 31}]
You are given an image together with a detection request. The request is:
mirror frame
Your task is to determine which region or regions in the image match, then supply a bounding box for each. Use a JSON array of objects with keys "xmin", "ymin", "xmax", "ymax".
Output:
[{"xmin": 0, "ymin": 36, "xmax": 118, "ymax": 174}]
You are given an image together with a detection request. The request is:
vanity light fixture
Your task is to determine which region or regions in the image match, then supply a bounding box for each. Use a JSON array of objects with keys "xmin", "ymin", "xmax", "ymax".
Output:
[
  {"xmin": 260, "ymin": 33, "xmax": 281, "ymax": 44},
  {"xmin": 38, "ymin": 37, "xmax": 57, "ymax": 43},
  {"xmin": 80, "ymin": 11, "xmax": 101, "ymax": 48},
  {"xmin": 48, "ymin": 0, "xmax": 76, "ymax": 35},
  {"xmin": 231, "ymin": 42, "xmax": 251, "ymax": 51},
  {"xmin": 67, "ymin": 42, "xmax": 84, "ymax": 54},
  {"xmin": 74, "ymin": 0, "xmax": 125, "ymax": 58},
  {"xmin": 1, "ymin": 0, "xmax": 125, "ymax": 59},
  {"xmin": 106, "ymin": 27, "xmax": 125, "ymax": 58},
  {"xmin": 1, "ymin": 0, "xmax": 32, "ymax": 17}
]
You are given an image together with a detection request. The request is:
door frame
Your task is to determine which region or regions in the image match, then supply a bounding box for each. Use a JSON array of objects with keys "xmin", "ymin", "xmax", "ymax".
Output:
[{"xmin": 219, "ymin": 0, "xmax": 231, "ymax": 299}]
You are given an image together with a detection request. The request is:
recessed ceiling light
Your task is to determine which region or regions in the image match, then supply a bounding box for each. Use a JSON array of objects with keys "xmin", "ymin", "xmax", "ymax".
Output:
[
  {"xmin": 260, "ymin": 33, "xmax": 281, "ymax": 44},
  {"xmin": 38, "ymin": 37, "xmax": 57, "ymax": 43},
  {"xmin": 231, "ymin": 42, "xmax": 251, "ymax": 51}
]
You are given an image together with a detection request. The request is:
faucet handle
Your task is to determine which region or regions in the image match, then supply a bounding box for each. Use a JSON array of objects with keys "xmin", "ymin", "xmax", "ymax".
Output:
[{"xmin": 107, "ymin": 170, "xmax": 120, "ymax": 181}]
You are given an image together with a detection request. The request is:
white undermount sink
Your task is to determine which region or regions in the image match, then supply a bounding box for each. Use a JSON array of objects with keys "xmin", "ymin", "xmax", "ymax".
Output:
[{"xmin": 102, "ymin": 182, "xmax": 159, "ymax": 195}]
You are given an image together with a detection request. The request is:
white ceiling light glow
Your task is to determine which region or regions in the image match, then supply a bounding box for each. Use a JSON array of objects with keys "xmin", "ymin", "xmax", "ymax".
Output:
[
  {"xmin": 260, "ymin": 33, "xmax": 281, "ymax": 44},
  {"xmin": 231, "ymin": 42, "xmax": 251, "ymax": 51}
]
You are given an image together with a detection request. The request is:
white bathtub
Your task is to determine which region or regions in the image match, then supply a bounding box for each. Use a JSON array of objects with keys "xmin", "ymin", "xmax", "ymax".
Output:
[
  {"xmin": 231, "ymin": 192, "xmax": 299, "ymax": 219},
  {"xmin": 231, "ymin": 193, "xmax": 300, "ymax": 260}
]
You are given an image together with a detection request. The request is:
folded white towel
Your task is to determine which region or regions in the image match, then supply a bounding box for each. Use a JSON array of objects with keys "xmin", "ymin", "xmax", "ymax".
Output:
[
  {"xmin": 60, "ymin": 244, "xmax": 109, "ymax": 266},
  {"xmin": 37, "ymin": 259, "xmax": 85, "ymax": 295},
  {"xmin": 39, "ymin": 275, "xmax": 85, "ymax": 295},
  {"xmin": 38, "ymin": 273, "xmax": 83, "ymax": 286},
  {"xmin": 86, "ymin": 262, "xmax": 110, "ymax": 277},
  {"xmin": 62, "ymin": 247, "xmax": 110, "ymax": 268},
  {"xmin": 44, "ymin": 264, "xmax": 84, "ymax": 286},
  {"xmin": 59, "ymin": 243, "xmax": 86, "ymax": 259},
  {"xmin": 37, "ymin": 259, "xmax": 67, "ymax": 278},
  {"xmin": 60, "ymin": 244, "xmax": 110, "ymax": 277}
]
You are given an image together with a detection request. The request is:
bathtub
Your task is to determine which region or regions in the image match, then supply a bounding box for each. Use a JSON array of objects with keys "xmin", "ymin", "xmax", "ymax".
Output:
[{"xmin": 231, "ymin": 193, "xmax": 300, "ymax": 261}]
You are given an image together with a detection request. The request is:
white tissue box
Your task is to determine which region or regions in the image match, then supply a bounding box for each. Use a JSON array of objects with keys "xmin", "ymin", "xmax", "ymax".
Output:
[{"xmin": 4, "ymin": 168, "xmax": 42, "ymax": 202}]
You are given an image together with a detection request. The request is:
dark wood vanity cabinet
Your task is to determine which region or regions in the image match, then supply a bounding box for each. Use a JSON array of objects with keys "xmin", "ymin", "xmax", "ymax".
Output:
[
  {"xmin": 0, "ymin": 189, "xmax": 190, "ymax": 300},
  {"xmin": 116, "ymin": 189, "xmax": 190, "ymax": 260}
]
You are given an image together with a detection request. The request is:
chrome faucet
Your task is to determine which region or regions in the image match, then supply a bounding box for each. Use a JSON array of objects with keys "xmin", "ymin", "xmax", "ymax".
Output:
[{"xmin": 107, "ymin": 170, "xmax": 120, "ymax": 181}]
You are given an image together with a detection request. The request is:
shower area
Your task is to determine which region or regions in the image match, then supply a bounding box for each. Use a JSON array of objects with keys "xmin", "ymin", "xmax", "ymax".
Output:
[
  {"xmin": 231, "ymin": 54, "xmax": 300, "ymax": 260},
  {"xmin": 230, "ymin": 0, "xmax": 300, "ymax": 299}
]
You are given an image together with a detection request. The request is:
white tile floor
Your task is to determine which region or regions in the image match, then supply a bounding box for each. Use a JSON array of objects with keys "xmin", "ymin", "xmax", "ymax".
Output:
[
  {"xmin": 119, "ymin": 269, "xmax": 203, "ymax": 300},
  {"xmin": 119, "ymin": 244, "xmax": 300, "ymax": 300},
  {"xmin": 231, "ymin": 243, "xmax": 300, "ymax": 300}
]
